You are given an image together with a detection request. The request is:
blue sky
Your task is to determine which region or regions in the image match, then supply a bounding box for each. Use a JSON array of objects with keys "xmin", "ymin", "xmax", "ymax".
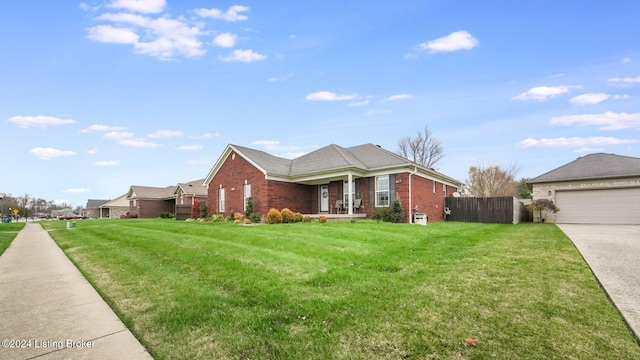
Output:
[{"xmin": 1, "ymin": 0, "xmax": 639, "ymax": 207}]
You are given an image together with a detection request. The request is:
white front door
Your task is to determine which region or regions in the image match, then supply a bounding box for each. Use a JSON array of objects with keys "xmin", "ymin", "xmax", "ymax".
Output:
[{"xmin": 320, "ymin": 185, "xmax": 329, "ymax": 212}]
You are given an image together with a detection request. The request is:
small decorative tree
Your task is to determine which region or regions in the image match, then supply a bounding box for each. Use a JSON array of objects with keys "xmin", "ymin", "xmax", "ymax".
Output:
[
  {"xmin": 528, "ymin": 199, "xmax": 559, "ymax": 223},
  {"xmin": 199, "ymin": 201, "xmax": 208, "ymax": 219}
]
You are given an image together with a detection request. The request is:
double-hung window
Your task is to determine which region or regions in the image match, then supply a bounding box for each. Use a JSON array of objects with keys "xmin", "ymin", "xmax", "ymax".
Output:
[{"xmin": 375, "ymin": 175, "xmax": 390, "ymax": 207}]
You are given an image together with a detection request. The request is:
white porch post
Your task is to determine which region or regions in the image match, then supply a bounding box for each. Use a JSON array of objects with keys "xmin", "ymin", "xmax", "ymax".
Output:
[{"xmin": 347, "ymin": 173, "xmax": 354, "ymax": 215}]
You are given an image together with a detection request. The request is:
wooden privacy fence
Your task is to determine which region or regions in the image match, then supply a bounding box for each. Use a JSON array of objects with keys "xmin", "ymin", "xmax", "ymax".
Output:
[
  {"xmin": 175, "ymin": 205, "xmax": 192, "ymax": 221},
  {"xmin": 445, "ymin": 197, "xmax": 527, "ymax": 224}
]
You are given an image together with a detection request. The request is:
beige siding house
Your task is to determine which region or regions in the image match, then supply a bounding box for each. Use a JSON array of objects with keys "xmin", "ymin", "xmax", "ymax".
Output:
[{"xmin": 529, "ymin": 153, "xmax": 640, "ymax": 224}]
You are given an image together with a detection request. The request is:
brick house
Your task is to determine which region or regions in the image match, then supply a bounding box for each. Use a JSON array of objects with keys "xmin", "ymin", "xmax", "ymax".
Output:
[
  {"xmin": 126, "ymin": 185, "xmax": 176, "ymax": 218},
  {"xmin": 203, "ymin": 143, "xmax": 462, "ymax": 223},
  {"xmin": 173, "ymin": 179, "xmax": 208, "ymax": 220}
]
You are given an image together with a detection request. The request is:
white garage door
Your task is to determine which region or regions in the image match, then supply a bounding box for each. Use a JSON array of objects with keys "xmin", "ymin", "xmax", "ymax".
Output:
[{"xmin": 556, "ymin": 188, "xmax": 640, "ymax": 224}]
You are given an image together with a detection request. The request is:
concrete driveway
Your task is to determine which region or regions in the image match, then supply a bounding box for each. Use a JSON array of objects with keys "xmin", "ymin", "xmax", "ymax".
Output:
[{"xmin": 557, "ymin": 224, "xmax": 640, "ymax": 341}]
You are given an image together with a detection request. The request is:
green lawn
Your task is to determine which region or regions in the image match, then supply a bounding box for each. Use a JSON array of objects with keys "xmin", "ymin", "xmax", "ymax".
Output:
[
  {"xmin": 0, "ymin": 222, "xmax": 25, "ymax": 256},
  {"xmin": 42, "ymin": 219, "xmax": 640, "ymax": 359}
]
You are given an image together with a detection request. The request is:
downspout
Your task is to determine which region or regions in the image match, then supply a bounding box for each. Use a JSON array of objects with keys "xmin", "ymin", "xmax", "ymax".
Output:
[{"xmin": 408, "ymin": 166, "xmax": 417, "ymax": 223}]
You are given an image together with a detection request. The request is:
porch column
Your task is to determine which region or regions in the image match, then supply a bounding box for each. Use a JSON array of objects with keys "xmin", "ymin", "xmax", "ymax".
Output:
[{"xmin": 347, "ymin": 172, "xmax": 353, "ymax": 215}]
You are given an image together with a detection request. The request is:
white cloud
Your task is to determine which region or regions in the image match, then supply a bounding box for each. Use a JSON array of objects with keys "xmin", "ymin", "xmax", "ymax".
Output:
[
  {"xmin": 177, "ymin": 145, "xmax": 203, "ymax": 151},
  {"xmin": 364, "ymin": 109, "xmax": 391, "ymax": 116},
  {"xmin": 80, "ymin": 124, "xmax": 127, "ymax": 132},
  {"xmin": 64, "ymin": 188, "xmax": 90, "ymax": 193},
  {"xmin": 513, "ymin": 85, "xmax": 574, "ymax": 101},
  {"xmin": 623, "ymin": 57, "xmax": 632, "ymax": 63},
  {"xmin": 29, "ymin": 147, "xmax": 76, "ymax": 160},
  {"xmin": 148, "ymin": 130, "xmax": 183, "ymax": 138},
  {"xmin": 87, "ymin": 25, "xmax": 140, "ymax": 44},
  {"xmin": 347, "ymin": 99, "xmax": 370, "ymax": 107},
  {"xmin": 608, "ymin": 76, "xmax": 640, "ymax": 86},
  {"xmin": 419, "ymin": 30, "xmax": 479, "ymax": 53},
  {"xmin": 551, "ymin": 111, "xmax": 640, "ymax": 130},
  {"xmin": 195, "ymin": 5, "xmax": 249, "ymax": 21},
  {"xmin": 219, "ymin": 49, "xmax": 267, "ymax": 62},
  {"xmin": 573, "ymin": 147, "xmax": 602, "ymax": 153},
  {"xmin": 104, "ymin": 131, "xmax": 134, "ymax": 140},
  {"xmin": 569, "ymin": 93, "xmax": 629, "ymax": 105},
  {"xmin": 88, "ymin": 13, "xmax": 205, "ymax": 59},
  {"xmin": 213, "ymin": 32, "xmax": 237, "ymax": 48},
  {"xmin": 9, "ymin": 115, "xmax": 76, "ymax": 129},
  {"xmin": 190, "ymin": 132, "xmax": 220, "ymax": 139},
  {"xmin": 119, "ymin": 138, "xmax": 160, "ymax": 148},
  {"xmin": 252, "ymin": 140, "xmax": 280, "ymax": 147},
  {"xmin": 87, "ymin": 149, "xmax": 98, "ymax": 155},
  {"xmin": 517, "ymin": 136, "xmax": 637, "ymax": 148},
  {"xmin": 108, "ymin": 0, "xmax": 166, "ymax": 14},
  {"xmin": 94, "ymin": 160, "xmax": 119, "ymax": 166},
  {"xmin": 306, "ymin": 91, "xmax": 358, "ymax": 101},
  {"xmin": 384, "ymin": 93, "xmax": 412, "ymax": 101},
  {"xmin": 267, "ymin": 73, "xmax": 294, "ymax": 82}
]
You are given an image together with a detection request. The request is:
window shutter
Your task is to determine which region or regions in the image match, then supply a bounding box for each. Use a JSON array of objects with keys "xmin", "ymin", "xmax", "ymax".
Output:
[
  {"xmin": 337, "ymin": 181, "xmax": 343, "ymax": 200},
  {"xmin": 389, "ymin": 174, "xmax": 396, "ymax": 203},
  {"xmin": 368, "ymin": 177, "xmax": 375, "ymax": 207}
]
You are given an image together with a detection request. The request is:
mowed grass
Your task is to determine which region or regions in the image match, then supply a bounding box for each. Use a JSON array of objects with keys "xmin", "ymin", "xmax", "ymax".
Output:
[
  {"xmin": 42, "ymin": 219, "xmax": 639, "ymax": 359},
  {"xmin": 0, "ymin": 222, "xmax": 25, "ymax": 256}
]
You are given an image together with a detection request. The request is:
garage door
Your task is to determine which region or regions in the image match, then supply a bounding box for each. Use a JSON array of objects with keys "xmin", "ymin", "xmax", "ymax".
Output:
[{"xmin": 555, "ymin": 188, "xmax": 640, "ymax": 224}]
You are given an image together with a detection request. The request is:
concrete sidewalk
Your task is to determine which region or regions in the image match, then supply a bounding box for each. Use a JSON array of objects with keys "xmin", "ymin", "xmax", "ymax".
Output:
[
  {"xmin": 558, "ymin": 224, "xmax": 640, "ymax": 342},
  {"xmin": 0, "ymin": 223, "xmax": 153, "ymax": 359}
]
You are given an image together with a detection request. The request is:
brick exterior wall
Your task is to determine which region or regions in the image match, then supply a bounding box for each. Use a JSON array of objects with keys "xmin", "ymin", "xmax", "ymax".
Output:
[
  {"xmin": 208, "ymin": 150, "xmax": 458, "ymax": 223},
  {"xmin": 532, "ymin": 176, "xmax": 640, "ymax": 223},
  {"xmin": 396, "ymin": 172, "xmax": 457, "ymax": 223},
  {"xmin": 130, "ymin": 199, "xmax": 175, "ymax": 218}
]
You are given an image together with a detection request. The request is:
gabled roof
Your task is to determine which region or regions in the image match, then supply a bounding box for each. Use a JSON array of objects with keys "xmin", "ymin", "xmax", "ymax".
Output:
[
  {"xmin": 86, "ymin": 199, "xmax": 110, "ymax": 209},
  {"xmin": 204, "ymin": 143, "xmax": 462, "ymax": 186},
  {"xmin": 127, "ymin": 185, "xmax": 176, "ymax": 200},
  {"xmin": 100, "ymin": 193, "xmax": 129, "ymax": 208},
  {"xmin": 529, "ymin": 153, "xmax": 640, "ymax": 183},
  {"xmin": 175, "ymin": 179, "xmax": 207, "ymax": 197}
]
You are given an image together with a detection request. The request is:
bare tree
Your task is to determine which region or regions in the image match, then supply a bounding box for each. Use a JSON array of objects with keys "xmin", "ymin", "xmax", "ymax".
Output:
[
  {"xmin": 397, "ymin": 126, "xmax": 444, "ymax": 169},
  {"xmin": 465, "ymin": 163, "xmax": 520, "ymax": 197}
]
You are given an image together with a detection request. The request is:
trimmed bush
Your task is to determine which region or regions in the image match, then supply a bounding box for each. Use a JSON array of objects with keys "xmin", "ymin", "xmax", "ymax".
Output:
[
  {"xmin": 159, "ymin": 212, "xmax": 174, "ymax": 219},
  {"xmin": 281, "ymin": 208, "xmax": 294, "ymax": 223},
  {"xmin": 372, "ymin": 200, "xmax": 404, "ymax": 223},
  {"xmin": 303, "ymin": 215, "xmax": 312, "ymax": 222},
  {"xmin": 267, "ymin": 208, "xmax": 282, "ymax": 224},
  {"xmin": 293, "ymin": 212, "xmax": 303, "ymax": 223},
  {"xmin": 318, "ymin": 215, "xmax": 327, "ymax": 223}
]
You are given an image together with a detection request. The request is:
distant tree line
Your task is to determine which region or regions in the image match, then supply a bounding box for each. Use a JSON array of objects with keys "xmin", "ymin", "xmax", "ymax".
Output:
[{"xmin": 0, "ymin": 193, "xmax": 76, "ymax": 218}]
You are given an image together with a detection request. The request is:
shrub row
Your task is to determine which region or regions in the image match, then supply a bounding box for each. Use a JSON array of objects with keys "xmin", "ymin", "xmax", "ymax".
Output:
[{"xmin": 266, "ymin": 208, "xmax": 311, "ymax": 224}]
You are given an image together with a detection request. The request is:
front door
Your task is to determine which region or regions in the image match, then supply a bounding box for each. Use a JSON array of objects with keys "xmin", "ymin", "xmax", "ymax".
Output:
[{"xmin": 320, "ymin": 185, "xmax": 329, "ymax": 212}]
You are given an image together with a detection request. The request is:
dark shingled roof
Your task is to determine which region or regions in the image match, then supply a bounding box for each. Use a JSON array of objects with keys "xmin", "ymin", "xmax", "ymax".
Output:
[
  {"xmin": 529, "ymin": 153, "xmax": 640, "ymax": 183},
  {"xmin": 86, "ymin": 199, "xmax": 110, "ymax": 209},
  {"xmin": 221, "ymin": 143, "xmax": 461, "ymax": 186}
]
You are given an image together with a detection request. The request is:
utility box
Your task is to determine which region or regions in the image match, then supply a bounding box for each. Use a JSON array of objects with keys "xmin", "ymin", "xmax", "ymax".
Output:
[{"xmin": 414, "ymin": 212, "xmax": 427, "ymax": 225}]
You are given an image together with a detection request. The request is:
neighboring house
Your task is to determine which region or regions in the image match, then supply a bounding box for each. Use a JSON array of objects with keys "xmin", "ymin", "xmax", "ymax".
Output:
[
  {"xmin": 98, "ymin": 193, "xmax": 130, "ymax": 219},
  {"xmin": 174, "ymin": 179, "xmax": 208, "ymax": 220},
  {"xmin": 529, "ymin": 153, "xmax": 640, "ymax": 224},
  {"xmin": 127, "ymin": 185, "xmax": 177, "ymax": 218},
  {"xmin": 86, "ymin": 199, "xmax": 110, "ymax": 218},
  {"xmin": 203, "ymin": 143, "xmax": 462, "ymax": 223}
]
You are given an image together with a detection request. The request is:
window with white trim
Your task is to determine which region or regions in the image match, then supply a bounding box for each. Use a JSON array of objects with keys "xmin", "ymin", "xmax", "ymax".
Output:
[
  {"xmin": 218, "ymin": 188, "xmax": 225, "ymax": 212},
  {"xmin": 375, "ymin": 175, "xmax": 389, "ymax": 207},
  {"xmin": 433, "ymin": 180, "xmax": 436, "ymax": 194},
  {"xmin": 343, "ymin": 180, "xmax": 355, "ymax": 204},
  {"xmin": 243, "ymin": 184, "xmax": 251, "ymax": 212}
]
